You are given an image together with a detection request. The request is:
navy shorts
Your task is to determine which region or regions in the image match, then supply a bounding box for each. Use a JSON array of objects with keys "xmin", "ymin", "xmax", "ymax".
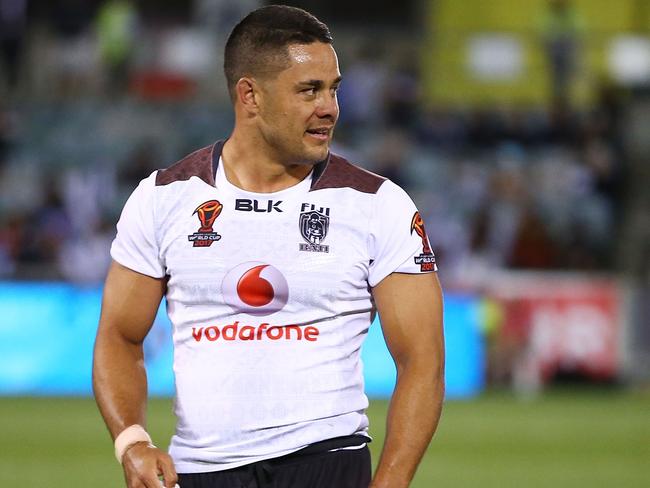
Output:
[{"xmin": 178, "ymin": 436, "xmax": 371, "ymax": 488}]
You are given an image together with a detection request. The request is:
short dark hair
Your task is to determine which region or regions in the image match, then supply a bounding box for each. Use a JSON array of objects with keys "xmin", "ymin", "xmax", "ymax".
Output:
[{"xmin": 224, "ymin": 5, "xmax": 333, "ymax": 101}]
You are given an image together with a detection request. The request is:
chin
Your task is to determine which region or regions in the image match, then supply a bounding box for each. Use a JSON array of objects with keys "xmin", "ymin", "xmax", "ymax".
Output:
[{"xmin": 304, "ymin": 145, "xmax": 329, "ymax": 164}]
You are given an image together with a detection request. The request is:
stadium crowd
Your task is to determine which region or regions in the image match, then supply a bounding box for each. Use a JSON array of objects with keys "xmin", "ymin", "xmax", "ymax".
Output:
[{"xmin": 0, "ymin": 0, "xmax": 625, "ymax": 284}]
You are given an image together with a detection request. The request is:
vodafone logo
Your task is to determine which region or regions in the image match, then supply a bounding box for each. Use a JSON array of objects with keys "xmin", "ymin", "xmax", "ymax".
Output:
[
  {"xmin": 197, "ymin": 262, "xmax": 318, "ymax": 343},
  {"xmin": 221, "ymin": 262, "xmax": 289, "ymax": 316}
]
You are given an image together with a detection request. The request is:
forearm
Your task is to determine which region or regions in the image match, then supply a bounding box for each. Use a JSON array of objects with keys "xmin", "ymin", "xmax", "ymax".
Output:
[
  {"xmin": 371, "ymin": 361, "xmax": 444, "ymax": 488},
  {"xmin": 93, "ymin": 330, "xmax": 149, "ymax": 441}
]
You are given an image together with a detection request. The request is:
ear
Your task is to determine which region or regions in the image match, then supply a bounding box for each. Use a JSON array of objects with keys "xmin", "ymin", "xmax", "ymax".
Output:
[{"xmin": 235, "ymin": 77, "xmax": 260, "ymax": 114}]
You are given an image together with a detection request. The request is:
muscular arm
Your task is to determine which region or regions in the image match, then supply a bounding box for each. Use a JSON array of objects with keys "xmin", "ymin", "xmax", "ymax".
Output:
[
  {"xmin": 93, "ymin": 260, "xmax": 177, "ymax": 488},
  {"xmin": 370, "ymin": 272, "xmax": 445, "ymax": 488}
]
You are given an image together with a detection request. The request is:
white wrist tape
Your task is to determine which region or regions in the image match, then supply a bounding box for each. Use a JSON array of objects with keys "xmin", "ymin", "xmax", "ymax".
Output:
[{"xmin": 114, "ymin": 424, "xmax": 153, "ymax": 464}]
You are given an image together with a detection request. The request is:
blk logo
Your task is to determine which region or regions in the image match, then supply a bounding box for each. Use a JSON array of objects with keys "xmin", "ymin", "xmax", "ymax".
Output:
[
  {"xmin": 221, "ymin": 262, "xmax": 289, "ymax": 316},
  {"xmin": 235, "ymin": 199, "xmax": 283, "ymax": 213}
]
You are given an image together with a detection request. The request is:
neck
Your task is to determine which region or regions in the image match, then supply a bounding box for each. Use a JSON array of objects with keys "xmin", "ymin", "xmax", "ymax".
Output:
[{"xmin": 221, "ymin": 132, "xmax": 315, "ymax": 193}]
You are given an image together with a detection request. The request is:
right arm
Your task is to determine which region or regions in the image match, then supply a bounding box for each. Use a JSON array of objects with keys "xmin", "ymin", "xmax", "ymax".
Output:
[{"xmin": 93, "ymin": 260, "xmax": 177, "ymax": 488}]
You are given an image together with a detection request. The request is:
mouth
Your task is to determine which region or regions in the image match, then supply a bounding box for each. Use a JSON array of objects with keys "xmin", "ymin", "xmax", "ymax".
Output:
[{"xmin": 305, "ymin": 127, "xmax": 332, "ymax": 142}]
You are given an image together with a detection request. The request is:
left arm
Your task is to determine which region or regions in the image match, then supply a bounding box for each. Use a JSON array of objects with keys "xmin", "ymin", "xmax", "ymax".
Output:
[{"xmin": 370, "ymin": 272, "xmax": 445, "ymax": 488}]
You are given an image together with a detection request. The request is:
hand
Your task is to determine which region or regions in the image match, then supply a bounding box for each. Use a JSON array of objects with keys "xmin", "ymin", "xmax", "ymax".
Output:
[{"xmin": 122, "ymin": 441, "xmax": 178, "ymax": 488}]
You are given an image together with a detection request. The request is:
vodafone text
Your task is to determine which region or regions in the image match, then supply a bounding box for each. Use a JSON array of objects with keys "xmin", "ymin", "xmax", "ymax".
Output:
[{"xmin": 192, "ymin": 322, "xmax": 319, "ymax": 342}]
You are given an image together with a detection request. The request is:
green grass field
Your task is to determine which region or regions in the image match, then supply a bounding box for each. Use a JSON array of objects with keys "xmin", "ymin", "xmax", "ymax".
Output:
[{"xmin": 0, "ymin": 389, "xmax": 648, "ymax": 487}]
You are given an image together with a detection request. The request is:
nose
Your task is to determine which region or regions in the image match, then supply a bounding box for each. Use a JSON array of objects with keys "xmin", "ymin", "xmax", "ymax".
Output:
[{"xmin": 316, "ymin": 91, "xmax": 339, "ymax": 120}]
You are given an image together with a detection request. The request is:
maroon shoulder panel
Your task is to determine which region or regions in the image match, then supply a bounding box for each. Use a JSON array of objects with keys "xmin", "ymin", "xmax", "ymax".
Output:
[
  {"xmin": 155, "ymin": 144, "xmax": 215, "ymax": 186},
  {"xmin": 310, "ymin": 153, "xmax": 386, "ymax": 194}
]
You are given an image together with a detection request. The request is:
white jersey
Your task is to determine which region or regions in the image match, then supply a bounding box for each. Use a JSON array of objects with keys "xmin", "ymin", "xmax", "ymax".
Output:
[{"xmin": 111, "ymin": 141, "xmax": 436, "ymax": 473}]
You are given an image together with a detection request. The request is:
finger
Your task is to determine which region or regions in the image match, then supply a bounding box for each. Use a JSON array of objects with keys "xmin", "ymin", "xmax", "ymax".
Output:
[
  {"xmin": 140, "ymin": 473, "xmax": 166, "ymax": 488},
  {"xmin": 124, "ymin": 468, "xmax": 146, "ymax": 488},
  {"xmin": 124, "ymin": 462, "xmax": 155, "ymax": 488},
  {"xmin": 126, "ymin": 477, "xmax": 146, "ymax": 488},
  {"xmin": 158, "ymin": 455, "xmax": 179, "ymax": 488}
]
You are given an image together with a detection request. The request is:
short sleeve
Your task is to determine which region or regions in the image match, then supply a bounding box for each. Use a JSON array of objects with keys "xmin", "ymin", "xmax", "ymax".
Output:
[
  {"xmin": 368, "ymin": 180, "xmax": 437, "ymax": 287},
  {"xmin": 110, "ymin": 171, "xmax": 166, "ymax": 278}
]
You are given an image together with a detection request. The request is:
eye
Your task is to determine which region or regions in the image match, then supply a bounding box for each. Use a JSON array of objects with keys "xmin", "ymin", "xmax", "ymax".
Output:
[{"xmin": 301, "ymin": 87, "xmax": 317, "ymax": 96}]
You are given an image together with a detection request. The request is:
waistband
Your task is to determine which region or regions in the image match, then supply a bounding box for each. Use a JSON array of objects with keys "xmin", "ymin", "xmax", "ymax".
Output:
[
  {"xmin": 277, "ymin": 434, "xmax": 370, "ymax": 461},
  {"xmin": 247, "ymin": 435, "xmax": 371, "ymax": 485}
]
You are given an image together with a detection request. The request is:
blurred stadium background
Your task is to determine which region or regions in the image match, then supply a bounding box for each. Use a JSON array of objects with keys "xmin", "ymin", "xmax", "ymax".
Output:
[{"xmin": 0, "ymin": 0, "xmax": 649, "ymax": 486}]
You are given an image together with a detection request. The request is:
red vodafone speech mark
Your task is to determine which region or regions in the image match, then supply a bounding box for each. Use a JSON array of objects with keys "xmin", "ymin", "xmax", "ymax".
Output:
[
  {"xmin": 237, "ymin": 265, "xmax": 275, "ymax": 307},
  {"xmin": 222, "ymin": 262, "xmax": 289, "ymax": 315}
]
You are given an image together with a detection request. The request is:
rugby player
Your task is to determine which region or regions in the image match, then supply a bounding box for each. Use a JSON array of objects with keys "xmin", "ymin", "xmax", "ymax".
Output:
[{"xmin": 93, "ymin": 5, "xmax": 444, "ymax": 488}]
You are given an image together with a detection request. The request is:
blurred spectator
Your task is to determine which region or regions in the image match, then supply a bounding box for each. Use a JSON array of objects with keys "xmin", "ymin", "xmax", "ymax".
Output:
[
  {"xmin": 582, "ymin": 136, "xmax": 619, "ymax": 203},
  {"xmin": 417, "ymin": 107, "xmax": 467, "ymax": 150},
  {"xmin": 336, "ymin": 42, "xmax": 388, "ymax": 128},
  {"xmin": 383, "ymin": 53, "xmax": 420, "ymax": 130},
  {"xmin": 0, "ymin": 182, "xmax": 73, "ymax": 278},
  {"xmin": 367, "ymin": 129, "xmax": 412, "ymax": 188},
  {"xmin": 62, "ymin": 164, "xmax": 117, "ymax": 236},
  {"xmin": 0, "ymin": 105, "xmax": 16, "ymax": 168},
  {"xmin": 509, "ymin": 206, "xmax": 559, "ymax": 268},
  {"xmin": 0, "ymin": 212, "xmax": 22, "ymax": 276},
  {"xmin": 32, "ymin": 183, "xmax": 73, "ymax": 266},
  {"xmin": 49, "ymin": 0, "xmax": 93, "ymax": 37},
  {"xmin": 58, "ymin": 215, "xmax": 112, "ymax": 283},
  {"xmin": 0, "ymin": 0, "xmax": 28, "ymax": 93},
  {"xmin": 47, "ymin": 0, "xmax": 97, "ymax": 97},
  {"xmin": 470, "ymin": 154, "xmax": 528, "ymax": 268},
  {"xmin": 544, "ymin": 97, "xmax": 580, "ymax": 145},
  {"xmin": 539, "ymin": 0, "xmax": 584, "ymax": 105},
  {"xmin": 95, "ymin": 0, "xmax": 138, "ymax": 94},
  {"xmin": 194, "ymin": 0, "xmax": 260, "ymax": 34},
  {"xmin": 468, "ymin": 109, "xmax": 504, "ymax": 148},
  {"xmin": 116, "ymin": 141, "xmax": 159, "ymax": 209}
]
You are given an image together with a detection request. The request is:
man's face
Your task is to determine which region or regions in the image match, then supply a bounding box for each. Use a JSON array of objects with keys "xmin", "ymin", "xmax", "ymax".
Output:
[{"xmin": 256, "ymin": 42, "xmax": 341, "ymax": 165}]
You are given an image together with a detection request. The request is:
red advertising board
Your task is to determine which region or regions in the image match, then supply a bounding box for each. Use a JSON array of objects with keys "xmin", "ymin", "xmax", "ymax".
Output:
[{"xmin": 487, "ymin": 274, "xmax": 622, "ymax": 384}]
